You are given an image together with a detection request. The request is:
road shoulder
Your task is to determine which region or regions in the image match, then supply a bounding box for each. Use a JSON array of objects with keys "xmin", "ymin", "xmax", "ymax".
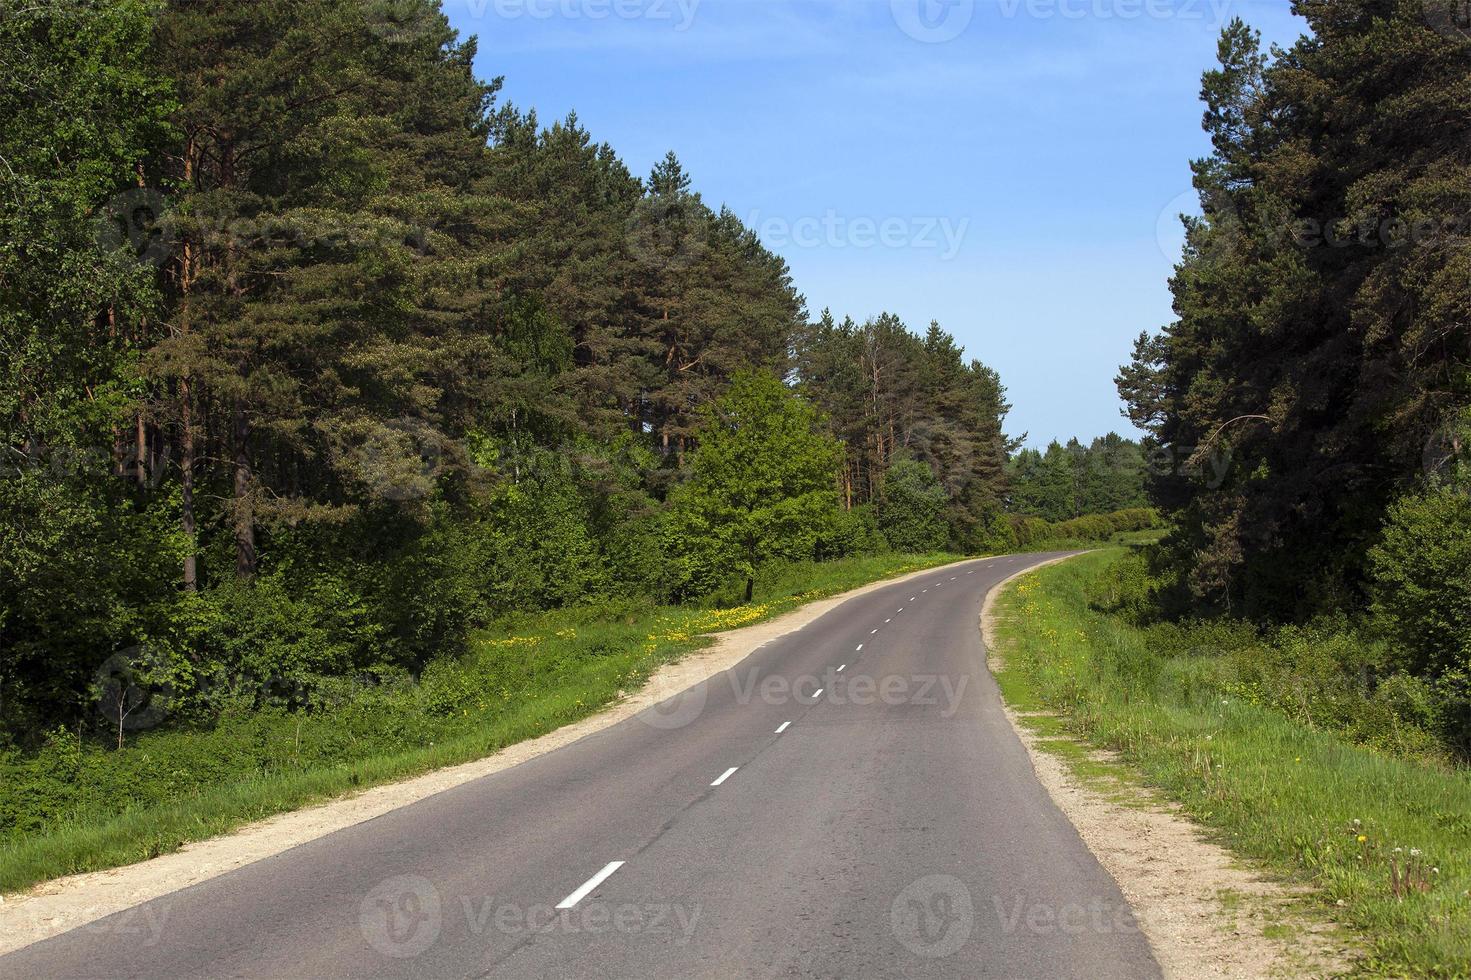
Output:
[{"xmin": 980, "ymin": 558, "xmax": 1348, "ymax": 979}]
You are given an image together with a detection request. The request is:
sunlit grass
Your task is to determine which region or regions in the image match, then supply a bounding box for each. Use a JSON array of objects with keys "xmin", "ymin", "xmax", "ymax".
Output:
[{"xmin": 992, "ymin": 550, "xmax": 1471, "ymax": 977}]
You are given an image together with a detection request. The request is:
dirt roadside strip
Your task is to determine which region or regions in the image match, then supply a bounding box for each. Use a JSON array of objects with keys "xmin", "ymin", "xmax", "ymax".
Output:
[
  {"xmin": 981, "ymin": 556, "xmax": 1349, "ymax": 979},
  {"xmin": 0, "ymin": 558, "xmax": 969, "ymax": 957}
]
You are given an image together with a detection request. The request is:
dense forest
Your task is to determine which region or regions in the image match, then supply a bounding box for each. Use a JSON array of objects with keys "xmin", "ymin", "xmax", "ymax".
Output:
[
  {"xmin": 1005, "ymin": 434, "xmax": 1151, "ymax": 522},
  {"xmin": 1, "ymin": 0, "xmax": 1083, "ymax": 743},
  {"xmin": 1120, "ymin": 1, "xmax": 1471, "ymax": 748}
]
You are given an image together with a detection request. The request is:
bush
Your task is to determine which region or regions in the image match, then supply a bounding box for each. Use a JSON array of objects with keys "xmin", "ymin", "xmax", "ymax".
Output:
[
  {"xmin": 878, "ymin": 459, "xmax": 949, "ymax": 552},
  {"xmin": 821, "ymin": 503, "xmax": 886, "ymax": 558},
  {"xmin": 1368, "ymin": 488, "xmax": 1471, "ymax": 678},
  {"xmin": 1087, "ymin": 549, "xmax": 1159, "ymax": 624}
]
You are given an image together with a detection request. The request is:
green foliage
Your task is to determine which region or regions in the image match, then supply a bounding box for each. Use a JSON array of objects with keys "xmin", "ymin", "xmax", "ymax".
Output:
[
  {"xmin": 1007, "ymin": 433, "xmax": 1149, "ymax": 522},
  {"xmin": 0, "ymin": 0, "xmax": 1017, "ymax": 741},
  {"xmin": 1006, "ymin": 506, "xmax": 1163, "ymax": 550},
  {"xmin": 475, "ymin": 458, "xmax": 608, "ymax": 611},
  {"xmin": 1368, "ymin": 489, "xmax": 1471, "ymax": 679},
  {"xmin": 1120, "ymin": 6, "xmax": 1471, "ymax": 620},
  {"xmin": 665, "ymin": 372, "xmax": 843, "ymax": 600},
  {"xmin": 794, "ymin": 312, "xmax": 1014, "ymax": 547},
  {"xmin": 0, "ymin": 0, "xmax": 822, "ymax": 736},
  {"xmin": 997, "ymin": 552, "xmax": 1471, "ymax": 975},
  {"xmin": 878, "ymin": 458, "xmax": 949, "ymax": 552}
]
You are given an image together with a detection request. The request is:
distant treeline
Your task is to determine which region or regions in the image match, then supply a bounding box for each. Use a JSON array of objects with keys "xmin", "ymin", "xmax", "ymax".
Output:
[{"xmin": 1005, "ymin": 434, "xmax": 1151, "ymax": 523}]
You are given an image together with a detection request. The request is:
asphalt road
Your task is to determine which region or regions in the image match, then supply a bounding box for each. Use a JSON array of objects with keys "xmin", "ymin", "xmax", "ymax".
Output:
[{"xmin": 2, "ymin": 553, "xmax": 1161, "ymax": 979}]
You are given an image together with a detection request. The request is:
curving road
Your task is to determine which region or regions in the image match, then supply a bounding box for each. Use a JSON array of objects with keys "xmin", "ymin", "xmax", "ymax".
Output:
[{"xmin": 1, "ymin": 553, "xmax": 1160, "ymax": 979}]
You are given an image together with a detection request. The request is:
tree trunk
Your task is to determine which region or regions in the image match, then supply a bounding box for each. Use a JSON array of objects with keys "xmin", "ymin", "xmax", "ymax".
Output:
[
  {"xmin": 135, "ymin": 411, "xmax": 148, "ymax": 486},
  {"xmin": 233, "ymin": 406, "xmax": 257, "ymax": 580},
  {"xmin": 178, "ymin": 137, "xmax": 199, "ymax": 592},
  {"xmin": 180, "ymin": 375, "xmax": 198, "ymax": 592},
  {"xmin": 744, "ymin": 575, "xmax": 754, "ymax": 603}
]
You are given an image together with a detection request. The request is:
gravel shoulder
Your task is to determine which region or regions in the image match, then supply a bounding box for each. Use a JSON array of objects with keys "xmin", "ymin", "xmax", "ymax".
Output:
[{"xmin": 980, "ymin": 558, "xmax": 1349, "ymax": 979}]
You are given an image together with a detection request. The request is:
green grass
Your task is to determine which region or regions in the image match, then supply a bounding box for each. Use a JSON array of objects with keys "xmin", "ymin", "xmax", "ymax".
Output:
[
  {"xmin": 991, "ymin": 550, "xmax": 1471, "ymax": 977},
  {"xmin": 0, "ymin": 551, "xmax": 960, "ymax": 895}
]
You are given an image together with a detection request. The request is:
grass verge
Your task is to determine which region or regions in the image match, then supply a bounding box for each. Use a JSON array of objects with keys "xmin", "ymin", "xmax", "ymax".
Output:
[
  {"xmin": 0, "ymin": 551, "xmax": 959, "ymax": 895},
  {"xmin": 991, "ymin": 550, "xmax": 1471, "ymax": 978}
]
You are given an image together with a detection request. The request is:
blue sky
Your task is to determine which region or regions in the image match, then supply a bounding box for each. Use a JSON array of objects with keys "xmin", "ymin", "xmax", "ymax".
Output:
[{"xmin": 441, "ymin": 0, "xmax": 1307, "ymax": 447}]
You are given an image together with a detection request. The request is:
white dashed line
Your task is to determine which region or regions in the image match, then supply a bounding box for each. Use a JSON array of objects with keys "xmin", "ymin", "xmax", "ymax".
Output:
[
  {"xmin": 557, "ymin": 861, "xmax": 625, "ymax": 909},
  {"xmin": 910, "ymin": 596, "xmax": 916, "ymax": 601},
  {"xmin": 811, "ymin": 688, "xmax": 824, "ymax": 699},
  {"xmin": 837, "ymin": 664, "xmax": 846, "ymax": 672},
  {"xmin": 884, "ymin": 618, "xmax": 891, "ymax": 623},
  {"xmin": 711, "ymin": 767, "xmax": 739, "ymax": 787},
  {"xmin": 870, "ymin": 628, "xmax": 878, "ymax": 634},
  {"xmin": 774, "ymin": 721, "xmax": 790, "ymax": 734},
  {"xmin": 856, "ymin": 644, "xmax": 863, "ymax": 651}
]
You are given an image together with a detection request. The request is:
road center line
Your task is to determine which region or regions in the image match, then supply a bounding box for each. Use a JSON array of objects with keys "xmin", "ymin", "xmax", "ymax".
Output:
[
  {"xmin": 884, "ymin": 618, "xmax": 891, "ymax": 623},
  {"xmin": 855, "ymin": 643, "xmax": 863, "ymax": 651},
  {"xmin": 837, "ymin": 664, "xmax": 846, "ymax": 672},
  {"xmin": 812, "ymin": 688, "xmax": 824, "ymax": 698},
  {"xmin": 774, "ymin": 721, "xmax": 790, "ymax": 734},
  {"xmin": 910, "ymin": 596, "xmax": 916, "ymax": 601},
  {"xmin": 556, "ymin": 861, "xmax": 625, "ymax": 909},
  {"xmin": 711, "ymin": 767, "xmax": 739, "ymax": 787},
  {"xmin": 870, "ymin": 628, "xmax": 878, "ymax": 634}
]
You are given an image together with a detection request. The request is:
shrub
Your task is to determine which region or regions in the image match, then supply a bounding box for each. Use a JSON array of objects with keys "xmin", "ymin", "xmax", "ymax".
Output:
[
  {"xmin": 1087, "ymin": 549, "xmax": 1159, "ymax": 624},
  {"xmin": 877, "ymin": 459, "xmax": 949, "ymax": 552},
  {"xmin": 1368, "ymin": 488, "xmax": 1471, "ymax": 678}
]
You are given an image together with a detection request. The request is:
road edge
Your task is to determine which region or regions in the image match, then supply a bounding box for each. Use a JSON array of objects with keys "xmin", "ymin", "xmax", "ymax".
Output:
[
  {"xmin": 979, "ymin": 554, "xmax": 1347, "ymax": 980},
  {"xmin": 0, "ymin": 555, "xmax": 983, "ymax": 957}
]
